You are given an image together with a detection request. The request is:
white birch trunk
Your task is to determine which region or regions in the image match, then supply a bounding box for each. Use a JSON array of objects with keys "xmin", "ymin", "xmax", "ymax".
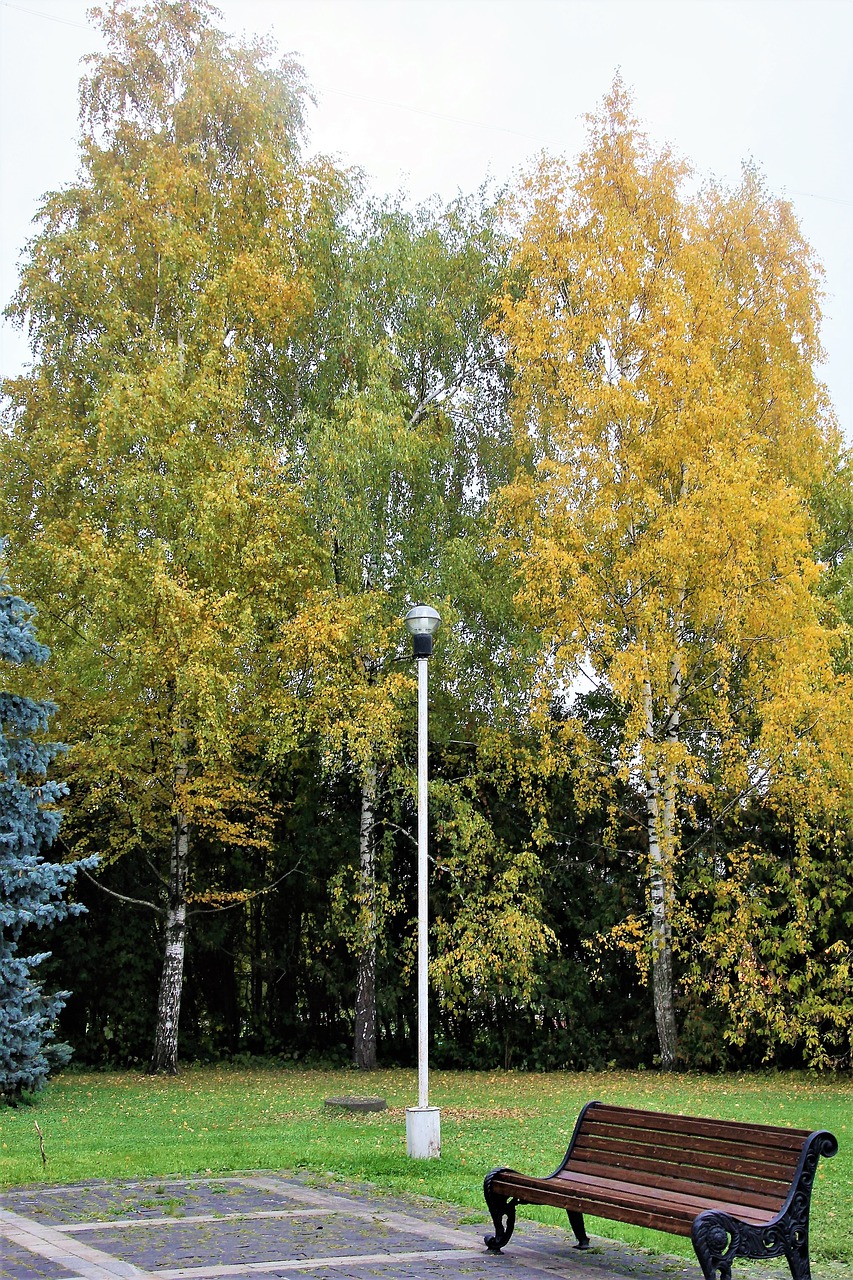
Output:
[
  {"xmin": 353, "ymin": 761, "xmax": 378, "ymax": 1070},
  {"xmin": 643, "ymin": 677, "xmax": 678, "ymax": 1070},
  {"xmin": 150, "ymin": 754, "xmax": 189, "ymax": 1074}
]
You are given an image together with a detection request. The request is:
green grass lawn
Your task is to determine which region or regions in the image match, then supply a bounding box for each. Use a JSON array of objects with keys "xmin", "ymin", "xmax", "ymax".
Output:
[{"xmin": 1, "ymin": 1066, "xmax": 850, "ymax": 1268}]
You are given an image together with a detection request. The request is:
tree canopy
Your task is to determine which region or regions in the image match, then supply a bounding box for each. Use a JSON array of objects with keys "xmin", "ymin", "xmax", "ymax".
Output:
[{"xmin": 2, "ymin": 14, "xmax": 852, "ymax": 1077}]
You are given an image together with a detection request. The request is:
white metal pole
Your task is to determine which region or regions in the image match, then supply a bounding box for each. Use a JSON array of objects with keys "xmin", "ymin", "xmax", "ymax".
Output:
[
  {"xmin": 404, "ymin": 607, "xmax": 440, "ymax": 1158},
  {"xmin": 417, "ymin": 653, "xmax": 429, "ymax": 1110}
]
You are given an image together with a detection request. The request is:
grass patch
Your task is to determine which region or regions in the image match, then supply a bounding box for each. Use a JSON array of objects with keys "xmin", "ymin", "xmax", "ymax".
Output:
[{"xmin": 1, "ymin": 1066, "xmax": 849, "ymax": 1267}]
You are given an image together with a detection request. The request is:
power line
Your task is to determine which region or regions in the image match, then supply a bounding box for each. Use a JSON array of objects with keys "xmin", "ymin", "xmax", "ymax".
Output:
[
  {"xmin": 315, "ymin": 83, "xmax": 549, "ymax": 149},
  {"xmin": 789, "ymin": 190, "xmax": 853, "ymax": 208},
  {"xmin": 0, "ymin": 0, "xmax": 91, "ymax": 30},
  {"xmin": 317, "ymin": 83, "xmax": 853, "ymax": 207}
]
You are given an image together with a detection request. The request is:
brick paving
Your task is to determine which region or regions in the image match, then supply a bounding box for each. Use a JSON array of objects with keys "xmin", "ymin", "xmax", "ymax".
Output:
[{"xmin": 0, "ymin": 1173, "xmax": 803, "ymax": 1280}]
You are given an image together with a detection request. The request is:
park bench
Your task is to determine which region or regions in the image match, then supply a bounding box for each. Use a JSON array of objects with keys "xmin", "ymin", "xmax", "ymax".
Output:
[{"xmin": 483, "ymin": 1100, "xmax": 837, "ymax": 1280}]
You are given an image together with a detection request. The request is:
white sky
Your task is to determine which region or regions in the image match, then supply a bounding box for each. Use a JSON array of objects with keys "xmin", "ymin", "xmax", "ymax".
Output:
[{"xmin": 1, "ymin": 0, "xmax": 852, "ymax": 435}]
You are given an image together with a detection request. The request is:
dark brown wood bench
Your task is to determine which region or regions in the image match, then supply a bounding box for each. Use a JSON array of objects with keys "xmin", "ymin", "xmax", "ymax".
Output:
[{"xmin": 483, "ymin": 1100, "xmax": 837, "ymax": 1280}]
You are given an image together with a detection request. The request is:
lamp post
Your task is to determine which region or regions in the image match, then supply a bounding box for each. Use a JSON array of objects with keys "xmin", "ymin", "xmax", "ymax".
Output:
[{"xmin": 403, "ymin": 603, "xmax": 441, "ymax": 1159}]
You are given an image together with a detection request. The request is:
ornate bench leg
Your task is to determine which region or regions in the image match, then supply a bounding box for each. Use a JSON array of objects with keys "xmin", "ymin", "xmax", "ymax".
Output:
[
  {"xmin": 691, "ymin": 1216, "xmax": 733, "ymax": 1280},
  {"xmin": 483, "ymin": 1170, "xmax": 517, "ymax": 1252},
  {"xmin": 567, "ymin": 1210, "xmax": 590, "ymax": 1249},
  {"xmin": 693, "ymin": 1210, "xmax": 814, "ymax": 1280},
  {"xmin": 782, "ymin": 1226, "xmax": 812, "ymax": 1280}
]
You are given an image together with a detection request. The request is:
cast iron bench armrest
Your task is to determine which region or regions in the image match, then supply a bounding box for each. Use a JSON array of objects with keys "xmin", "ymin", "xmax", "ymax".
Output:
[{"xmin": 482, "ymin": 1100, "xmax": 837, "ymax": 1280}]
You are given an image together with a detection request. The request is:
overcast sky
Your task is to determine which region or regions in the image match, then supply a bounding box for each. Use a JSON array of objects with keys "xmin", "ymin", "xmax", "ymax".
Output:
[{"xmin": 1, "ymin": 0, "xmax": 851, "ymax": 435}]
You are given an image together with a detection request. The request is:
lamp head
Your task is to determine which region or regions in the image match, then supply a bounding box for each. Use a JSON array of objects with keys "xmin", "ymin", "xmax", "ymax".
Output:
[{"xmin": 404, "ymin": 604, "xmax": 441, "ymax": 658}]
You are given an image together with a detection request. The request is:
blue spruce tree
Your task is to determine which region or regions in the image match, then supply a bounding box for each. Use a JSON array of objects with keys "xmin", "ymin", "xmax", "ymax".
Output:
[{"xmin": 0, "ymin": 572, "xmax": 94, "ymax": 1102}]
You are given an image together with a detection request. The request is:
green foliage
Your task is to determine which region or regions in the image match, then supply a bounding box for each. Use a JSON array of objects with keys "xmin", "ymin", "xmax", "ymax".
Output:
[
  {"xmin": 683, "ymin": 818, "xmax": 853, "ymax": 1070},
  {"xmin": 429, "ymin": 779, "xmax": 554, "ymax": 1010}
]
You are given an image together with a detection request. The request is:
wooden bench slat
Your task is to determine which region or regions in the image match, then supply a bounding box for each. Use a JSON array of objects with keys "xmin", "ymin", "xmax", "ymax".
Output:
[
  {"xmin": 574, "ymin": 1141, "xmax": 793, "ymax": 1178},
  {"xmin": 494, "ymin": 1168, "xmax": 780, "ymax": 1222},
  {"xmin": 587, "ymin": 1103, "xmax": 811, "ymax": 1148},
  {"xmin": 570, "ymin": 1140, "xmax": 796, "ymax": 1190},
  {"xmin": 590, "ymin": 1102, "xmax": 812, "ymax": 1139},
  {"xmin": 490, "ymin": 1170, "xmax": 779, "ymax": 1233},
  {"xmin": 568, "ymin": 1136, "xmax": 794, "ymax": 1182},
  {"xmin": 488, "ymin": 1172, "xmax": 698, "ymax": 1235},
  {"xmin": 560, "ymin": 1158, "xmax": 789, "ymax": 1211},
  {"xmin": 555, "ymin": 1169, "xmax": 784, "ymax": 1218},
  {"xmin": 580, "ymin": 1118, "xmax": 805, "ymax": 1164}
]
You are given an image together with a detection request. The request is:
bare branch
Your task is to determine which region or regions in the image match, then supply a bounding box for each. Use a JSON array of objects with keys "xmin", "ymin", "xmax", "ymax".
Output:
[
  {"xmin": 79, "ymin": 865, "xmax": 164, "ymax": 915},
  {"xmin": 187, "ymin": 857, "xmax": 304, "ymax": 916}
]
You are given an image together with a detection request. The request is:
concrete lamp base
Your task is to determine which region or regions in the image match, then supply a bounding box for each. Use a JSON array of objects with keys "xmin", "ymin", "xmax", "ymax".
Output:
[{"xmin": 406, "ymin": 1106, "xmax": 441, "ymax": 1159}]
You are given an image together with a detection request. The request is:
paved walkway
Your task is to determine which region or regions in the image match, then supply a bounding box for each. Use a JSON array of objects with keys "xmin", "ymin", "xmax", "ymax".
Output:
[{"xmin": 0, "ymin": 1173, "xmax": 799, "ymax": 1280}]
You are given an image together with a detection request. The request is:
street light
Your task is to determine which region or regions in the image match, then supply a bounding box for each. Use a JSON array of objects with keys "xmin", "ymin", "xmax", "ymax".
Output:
[{"xmin": 403, "ymin": 603, "xmax": 441, "ymax": 1159}]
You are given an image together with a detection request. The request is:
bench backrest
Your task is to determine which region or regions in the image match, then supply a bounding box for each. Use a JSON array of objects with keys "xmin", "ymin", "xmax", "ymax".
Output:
[{"xmin": 560, "ymin": 1102, "xmax": 812, "ymax": 1214}]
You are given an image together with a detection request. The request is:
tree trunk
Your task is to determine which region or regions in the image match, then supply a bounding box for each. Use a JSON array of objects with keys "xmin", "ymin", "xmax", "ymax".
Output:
[
  {"xmin": 353, "ymin": 762, "xmax": 378, "ymax": 1070},
  {"xmin": 643, "ymin": 678, "xmax": 678, "ymax": 1070},
  {"xmin": 150, "ymin": 755, "xmax": 189, "ymax": 1074}
]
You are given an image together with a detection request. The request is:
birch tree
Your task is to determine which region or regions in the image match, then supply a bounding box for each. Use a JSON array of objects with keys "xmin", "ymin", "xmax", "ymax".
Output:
[
  {"xmin": 496, "ymin": 81, "xmax": 853, "ymax": 1067},
  {"xmin": 269, "ymin": 196, "xmax": 518, "ymax": 1068},
  {"xmin": 1, "ymin": 0, "xmax": 328, "ymax": 1072}
]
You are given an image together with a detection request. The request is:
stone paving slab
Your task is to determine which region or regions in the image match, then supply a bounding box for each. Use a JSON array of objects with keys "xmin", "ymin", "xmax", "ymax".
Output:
[
  {"xmin": 7, "ymin": 1183, "xmax": 303, "ymax": 1229},
  {"xmin": 0, "ymin": 1237, "xmax": 70, "ymax": 1280},
  {"xmin": 0, "ymin": 1173, "xmax": 813, "ymax": 1280}
]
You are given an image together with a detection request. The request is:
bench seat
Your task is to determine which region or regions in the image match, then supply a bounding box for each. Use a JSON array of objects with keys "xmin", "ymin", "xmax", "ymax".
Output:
[{"xmin": 483, "ymin": 1100, "xmax": 837, "ymax": 1280}]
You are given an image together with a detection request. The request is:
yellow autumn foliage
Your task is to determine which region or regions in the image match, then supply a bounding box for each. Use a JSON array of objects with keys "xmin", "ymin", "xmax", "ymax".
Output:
[{"xmin": 495, "ymin": 78, "xmax": 853, "ymax": 1063}]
